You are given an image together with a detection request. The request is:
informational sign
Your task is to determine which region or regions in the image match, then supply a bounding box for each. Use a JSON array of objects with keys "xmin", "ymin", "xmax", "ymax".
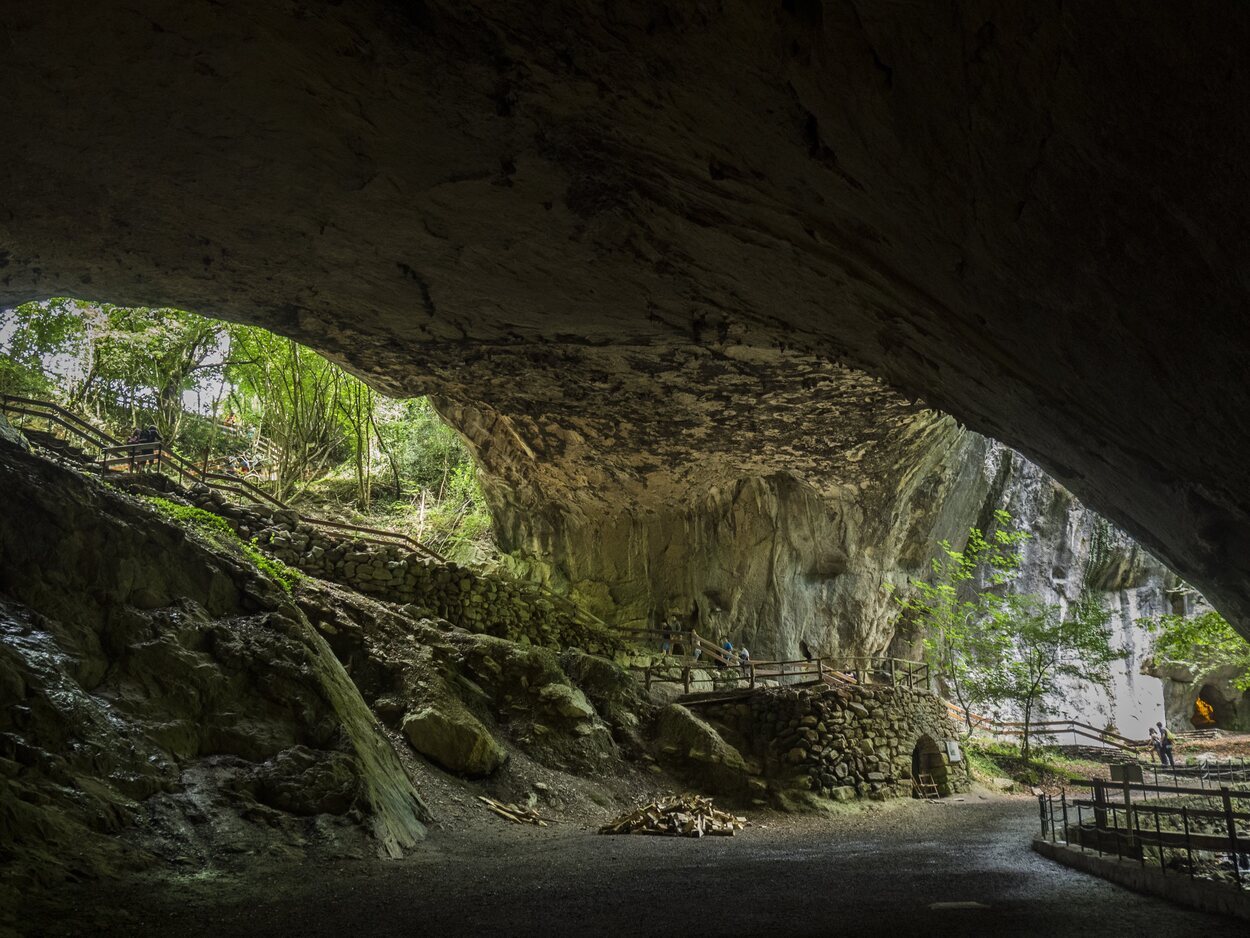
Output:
[{"xmin": 945, "ymin": 740, "xmax": 963, "ymax": 763}]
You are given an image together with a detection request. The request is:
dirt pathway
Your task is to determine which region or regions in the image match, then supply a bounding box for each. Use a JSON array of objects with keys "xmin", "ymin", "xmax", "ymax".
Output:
[{"xmin": 30, "ymin": 796, "xmax": 1245, "ymax": 937}]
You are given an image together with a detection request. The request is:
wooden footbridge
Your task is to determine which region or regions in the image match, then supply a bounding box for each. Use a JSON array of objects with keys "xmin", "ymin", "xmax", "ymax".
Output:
[{"xmin": 620, "ymin": 627, "xmax": 931, "ymax": 699}]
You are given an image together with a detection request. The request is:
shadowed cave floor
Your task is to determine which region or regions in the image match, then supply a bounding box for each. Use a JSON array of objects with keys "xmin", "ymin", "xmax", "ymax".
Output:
[{"xmin": 24, "ymin": 795, "xmax": 1244, "ymax": 937}]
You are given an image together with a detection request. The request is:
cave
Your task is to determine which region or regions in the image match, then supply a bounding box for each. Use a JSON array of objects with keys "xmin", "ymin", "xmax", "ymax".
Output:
[
  {"xmin": 1191, "ymin": 684, "xmax": 1247, "ymax": 732},
  {"xmin": 3, "ymin": 2, "xmax": 1250, "ymax": 933}
]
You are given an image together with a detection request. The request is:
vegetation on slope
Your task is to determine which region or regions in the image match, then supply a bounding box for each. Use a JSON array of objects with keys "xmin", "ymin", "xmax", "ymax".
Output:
[{"xmin": 1, "ymin": 299, "xmax": 494, "ymax": 561}]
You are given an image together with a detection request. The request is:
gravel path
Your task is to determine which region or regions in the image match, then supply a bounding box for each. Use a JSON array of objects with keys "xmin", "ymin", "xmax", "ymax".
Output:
[{"xmin": 32, "ymin": 796, "xmax": 1246, "ymax": 937}]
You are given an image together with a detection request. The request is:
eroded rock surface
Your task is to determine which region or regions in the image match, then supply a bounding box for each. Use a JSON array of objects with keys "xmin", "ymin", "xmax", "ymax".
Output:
[
  {"xmin": 0, "ymin": 442, "xmax": 430, "ymax": 906},
  {"xmin": 1, "ymin": 3, "xmax": 1248, "ymax": 638}
]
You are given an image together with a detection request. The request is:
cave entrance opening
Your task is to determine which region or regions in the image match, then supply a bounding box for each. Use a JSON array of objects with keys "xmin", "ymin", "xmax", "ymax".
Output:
[
  {"xmin": 0, "ymin": 297, "xmax": 495, "ymax": 564},
  {"xmin": 1192, "ymin": 684, "xmax": 1234, "ymax": 729},
  {"xmin": 910, "ymin": 734, "xmax": 947, "ymax": 797}
]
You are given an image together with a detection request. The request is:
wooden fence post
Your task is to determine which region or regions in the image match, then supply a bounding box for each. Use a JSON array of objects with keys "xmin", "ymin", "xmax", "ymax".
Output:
[{"xmin": 1223, "ymin": 786, "xmax": 1242, "ymax": 885}]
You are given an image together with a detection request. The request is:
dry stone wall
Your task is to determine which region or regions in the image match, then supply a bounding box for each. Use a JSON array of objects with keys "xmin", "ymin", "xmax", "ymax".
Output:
[
  {"xmin": 182, "ymin": 486, "xmax": 617, "ymax": 654},
  {"xmin": 699, "ymin": 684, "xmax": 963, "ymax": 804}
]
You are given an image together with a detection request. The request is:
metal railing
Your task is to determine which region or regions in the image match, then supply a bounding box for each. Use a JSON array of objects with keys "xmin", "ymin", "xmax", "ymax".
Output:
[{"xmin": 1038, "ymin": 773, "xmax": 1250, "ymax": 887}]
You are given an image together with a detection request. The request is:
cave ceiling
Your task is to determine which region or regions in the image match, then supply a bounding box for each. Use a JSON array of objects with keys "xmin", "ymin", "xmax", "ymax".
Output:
[{"xmin": 2, "ymin": 1, "xmax": 1249, "ymax": 631}]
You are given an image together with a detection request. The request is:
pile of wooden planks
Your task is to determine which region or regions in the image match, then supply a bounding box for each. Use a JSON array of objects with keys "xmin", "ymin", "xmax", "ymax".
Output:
[
  {"xmin": 598, "ymin": 795, "xmax": 745, "ymax": 837},
  {"xmin": 478, "ymin": 795, "xmax": 547, "ymax": 826}
]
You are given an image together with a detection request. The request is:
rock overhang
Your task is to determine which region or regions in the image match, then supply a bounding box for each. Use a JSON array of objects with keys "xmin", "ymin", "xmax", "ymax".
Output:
[{"xmin": 2, "ymin": 1, "xmax": 1248, "ymax": 633}]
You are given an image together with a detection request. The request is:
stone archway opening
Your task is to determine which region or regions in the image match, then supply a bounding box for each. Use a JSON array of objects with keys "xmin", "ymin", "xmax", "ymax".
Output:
[{"xmin": 911, "ymin": 734, "xmax": 949, "ymax": 797}]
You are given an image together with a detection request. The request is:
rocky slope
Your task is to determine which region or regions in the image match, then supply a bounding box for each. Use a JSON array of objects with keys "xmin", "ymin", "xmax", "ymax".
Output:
[
  {"xmin": 0, "ymin": 431, "xmax": 677, "ymax": 928},
  {"xmin": 0, "ymin": 441, "xmax": 431, "ymax": 904}
]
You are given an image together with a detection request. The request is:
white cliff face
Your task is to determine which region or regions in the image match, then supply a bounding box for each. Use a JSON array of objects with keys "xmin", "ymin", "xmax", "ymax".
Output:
[{"xmin": 982, "ymin": 448, "xmax": 1175, "ymax": 740}]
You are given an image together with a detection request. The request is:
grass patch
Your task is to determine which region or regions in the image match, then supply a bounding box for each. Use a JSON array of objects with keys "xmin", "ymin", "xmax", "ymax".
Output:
[
  {"xmin": 145, "ymin": 495, "xmax": 303, "ymax": 593},
  {"xmin": 964, "ymin": 739, "xmax": 1110, "ymax": 790}
]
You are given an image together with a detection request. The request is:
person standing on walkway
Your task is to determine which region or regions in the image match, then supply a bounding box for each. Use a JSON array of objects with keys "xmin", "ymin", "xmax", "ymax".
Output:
[{"xmin": 1156, "ymin": 721, "xmax": 1176, "ymax": 767}]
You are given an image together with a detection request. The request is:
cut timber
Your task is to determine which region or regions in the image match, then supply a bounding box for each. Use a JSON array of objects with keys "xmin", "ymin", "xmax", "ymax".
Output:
[
  {"xmin": 477, "ymin": 795, "xmax": 548, "ymax": 827},
  {"xmin": 598, "ymin": 795, "xmax": 745, "ymax": 838}
]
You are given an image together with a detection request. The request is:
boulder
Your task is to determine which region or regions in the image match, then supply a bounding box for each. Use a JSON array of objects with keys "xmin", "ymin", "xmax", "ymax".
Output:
[
  {"xmin": 537, "ymin": 682, "xmax": 596, "ymax": 722},
  {"xmin": 653, "ymin": 704, "xmax": 750, "ymax": 797},
  {"xmin": 402, "ymin": 702, "xmax": 506, "ymax": 778}
]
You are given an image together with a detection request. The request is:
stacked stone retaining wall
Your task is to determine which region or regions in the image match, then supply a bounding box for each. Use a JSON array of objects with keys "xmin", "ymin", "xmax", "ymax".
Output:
[
  {"xmin": 179, "ymin": 486, "xmax": 615, "ymax": 652},
  {"xmin": 700, "ymin": 683, "xmax": 965, "ymax": 802}
]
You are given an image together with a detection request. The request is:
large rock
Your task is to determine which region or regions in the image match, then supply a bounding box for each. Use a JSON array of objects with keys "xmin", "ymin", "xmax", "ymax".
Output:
[
  {"xmin": 402, "ymin": 703, "xmax": 506, "ymax": 778},
  {"xmin": 0, "ymin": 415, "xmax": 29, "ymax": 452},
  {"xmin": 653, "ymin": 704, "xmax": 751, "ymax": 797},
  {"xmin": 0, "ymin": 444, "xmax": 430, "ymax": 908}
]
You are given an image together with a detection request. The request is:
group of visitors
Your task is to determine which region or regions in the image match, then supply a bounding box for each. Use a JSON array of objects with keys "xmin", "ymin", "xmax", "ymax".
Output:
[
  {"xmin": 123, "ymin": 425, "xmax": 162, "ymax": 466},
  {"xmin": 658, "ymin": 618, "xmax": 750, "ymax": 674},
  {"xmin": 1148, "ymin": 721, "xmax": 1176, "ymax": 766}
]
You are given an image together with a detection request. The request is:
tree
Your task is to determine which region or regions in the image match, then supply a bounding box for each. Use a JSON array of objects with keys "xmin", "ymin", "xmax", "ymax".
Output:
[
  {"xmin": 1144, "ymin": 607, "xmax": 1250, "ymax": 692},
  {"xmin": 983, "ymin": 594, "xmax": 1123, "ymax": 764},
  {"xmin": 225, "ymin": 327, "xmax": 347, "ymax": 499},
  {"xmin": 891, "ymin": 510, "xmax": 1031, "ymax": 735}
]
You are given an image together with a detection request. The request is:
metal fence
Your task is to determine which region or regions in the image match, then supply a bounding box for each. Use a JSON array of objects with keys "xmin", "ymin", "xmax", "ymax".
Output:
[{"xmin": 1038, "ymin": 768, "xmax": 1250, "ymax": 888}]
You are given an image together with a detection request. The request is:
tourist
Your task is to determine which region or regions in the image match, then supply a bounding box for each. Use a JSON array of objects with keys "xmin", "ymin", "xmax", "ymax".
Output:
[
  {"xmin": 738, "ymin": 645, "xmax": 751, "ymax": 675},
  {"xmin": 719, "ymin": 636, "xmax": 733, "ymax": 669},
  {"xmin": 660, "ymin": 622, "xmax": 672, "ymax": 656},
  {"xmin": 1156, "ymin": 721, "xmax": 1176, "ymax": 767},
  {"xmin": 1146, "ymin": 727, "xmax": 1161, "ymax": 763},
  {"xmin": 691, "ymin": 629, "xmax": 702, "ymax": 662}
]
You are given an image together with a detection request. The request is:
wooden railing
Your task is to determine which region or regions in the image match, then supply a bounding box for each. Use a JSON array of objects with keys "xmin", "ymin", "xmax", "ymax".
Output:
[
  {"xmin": 1039, "ymin": 776, "xmax": 1250, "ymax": 885},
  {"xmin": 2, "ymin": 394, "xmax": 613, "ymax": 634},
  {"xmin": 946, "ymin": 702, "xmax": 1149, "ymax": 752},
  {"xmin": 621, "ymin": 628, "xmax": 930, "ymax": 695}
]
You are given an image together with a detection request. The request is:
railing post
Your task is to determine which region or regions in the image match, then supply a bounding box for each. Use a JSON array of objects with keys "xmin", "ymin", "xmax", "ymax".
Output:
[
  {"xmin": 1153, "ymin": 809, "xmax": 1165, "ymax": 873},
  {"xmin": 1060, "ymin": 790, "xmax": 1069, "ymax": 844},
  {"xmin": 683, "ymin": 666, "xmax": 691, "ymax": 695},
  {"xmin": 644, "ymin": 666, "xmax": 652, "ymax": 691},
  {"xmin": 749, "ymin": 663, "xmax": 756, "ymax": 690},
  {"xmin": 1181, "ymin": 806, "xmax": 1194, "ymax": 878},
  {"xmin": 1222, "ymin": 786, "xmax": 1242, "ymax": 886},
  {"xmin": 1038, "ymin": 793, "xmax": 1048, "ymax": 838}
]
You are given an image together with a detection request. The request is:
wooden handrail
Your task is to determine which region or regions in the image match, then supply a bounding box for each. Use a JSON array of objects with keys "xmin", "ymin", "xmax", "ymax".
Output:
[{"xmin": 946, "ymin": 702, "xmax": 1148, "ymax": 751}]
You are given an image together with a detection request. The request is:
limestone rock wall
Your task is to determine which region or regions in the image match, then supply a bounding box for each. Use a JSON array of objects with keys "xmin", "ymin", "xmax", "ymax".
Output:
[
  {"xmin": 0, "ymin": 442, "xmax": 430, "ymax": 902},
  {"xmin": 483, "ymin": 420, "xmax": 994, "ymax": 661},
  {"xmin": 970, "ymin": 447, "xmax": 1182, "ymax": 739}
]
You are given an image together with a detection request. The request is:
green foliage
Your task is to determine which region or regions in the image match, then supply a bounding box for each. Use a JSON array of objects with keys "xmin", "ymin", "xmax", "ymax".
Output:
[
  {"xmin": 5, "ymin": 300, "xmax": 497, "ymax": 560},
  {"xmin": 965, "ymin": 739, "xmax": 1108, "ymax": 788},
  {"xmin": 894, "ymin": 510, "xmax": 1125, "ymax": 764},
  {"xmin": 891, "ymin": 510, "xmax": 1032, "ymax": 725},
  {"xmin": 981, "ymin": 593, "xmax": 1123, "ymax": 764},
  {"xmin": 1143, "ymin": 607, "xmax": 1250, "ymax": 692},
  {"xmin": 144, "ymin": 496, "xmax": 302, "ymax": 593}
]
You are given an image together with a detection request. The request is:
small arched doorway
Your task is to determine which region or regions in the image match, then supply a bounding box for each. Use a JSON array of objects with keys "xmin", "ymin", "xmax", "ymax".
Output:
[{"xmin": 911, "ymin": 735, "xmax": 949, "ymax": 797}]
